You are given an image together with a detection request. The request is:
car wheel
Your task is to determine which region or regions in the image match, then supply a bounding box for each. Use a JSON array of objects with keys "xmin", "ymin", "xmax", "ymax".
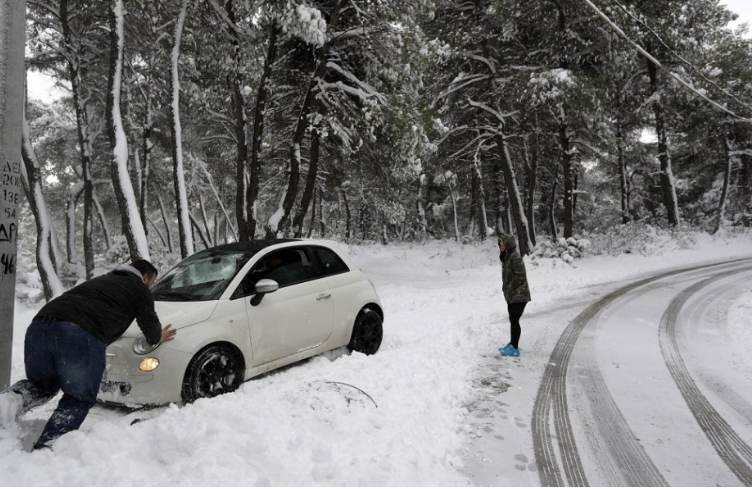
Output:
[
  {"xmin": 182, "ymin": 344, "xmax": 244, "ymax": 403},
  {"xmin": 347, "ymin": 309, "xmax": 383, "ymax": 355}
]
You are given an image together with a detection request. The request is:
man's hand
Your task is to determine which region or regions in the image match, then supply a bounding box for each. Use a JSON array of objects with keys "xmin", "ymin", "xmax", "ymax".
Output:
[{"xmin": 160, "ymin": 324, "xmax": 177, "ymax": 343}]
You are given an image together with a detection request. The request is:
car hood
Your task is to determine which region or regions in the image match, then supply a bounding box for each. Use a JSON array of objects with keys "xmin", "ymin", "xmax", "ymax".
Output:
[{"xmin": 120, "ymin": 300, "xmax": 219, "ymax": 338}]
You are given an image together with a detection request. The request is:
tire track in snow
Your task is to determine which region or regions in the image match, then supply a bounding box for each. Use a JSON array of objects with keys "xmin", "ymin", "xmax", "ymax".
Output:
[
  {"xmin": 573, "ymin": 313, "xmax": 669, "ymax": 487},
  {"xmin": 531, "ymin": 258, "xmax": 750, "ymax": 487},
  {"xmin": 683, "ymin": 280, "xmax": 752, "ymax": 424},
  {"xmin": 659, "ymin": 267, "xmax": 752, "ymax": 486}
]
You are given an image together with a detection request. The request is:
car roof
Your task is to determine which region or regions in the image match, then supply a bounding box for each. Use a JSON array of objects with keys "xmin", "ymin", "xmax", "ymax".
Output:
[{"xmin": 202, "ymin": 239, "xmax": 302, "ymax": 254}]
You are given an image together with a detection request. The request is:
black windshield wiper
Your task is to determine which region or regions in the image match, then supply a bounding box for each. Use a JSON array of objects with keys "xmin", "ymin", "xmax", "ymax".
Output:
[{"xmin": 153, "ymin": 292, "xmax": 198, "ymax": 301}]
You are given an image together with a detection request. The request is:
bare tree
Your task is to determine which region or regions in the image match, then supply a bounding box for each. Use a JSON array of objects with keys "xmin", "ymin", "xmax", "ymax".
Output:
[
  {"xmin": 107, "ymin": 0, "xmax": 150, "ymax": 261},
  {"xmin": 21, "ymin": 106, "xmax": 64, "ymax": 301},
  {"xmin": 647, "ymin": 60, "xmax": 680, "ymax": 227},
  {"xmin": 60, "ymin": 0, "xmax": 98, "ymax": 277},
  {"xmin": 169, "ymin": 0, "xmax": 194, "ymax": 257}
]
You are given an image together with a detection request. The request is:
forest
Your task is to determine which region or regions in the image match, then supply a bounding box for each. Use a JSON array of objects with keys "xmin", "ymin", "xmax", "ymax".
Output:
[{"xmin": 18, "ymin": 0, "xmax": 752, "ymax": 300}]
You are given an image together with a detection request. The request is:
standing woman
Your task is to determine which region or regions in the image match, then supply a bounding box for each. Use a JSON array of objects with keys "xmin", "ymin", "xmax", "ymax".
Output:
[{"xmin": 497, "ymin": 234, "xmax": 531, "ymax": 357}]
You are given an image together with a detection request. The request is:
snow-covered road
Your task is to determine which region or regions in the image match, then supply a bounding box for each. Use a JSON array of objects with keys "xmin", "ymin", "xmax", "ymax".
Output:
[{"xmin": 464, "ymin": 258, "xmax": 752, "ymax": 487}]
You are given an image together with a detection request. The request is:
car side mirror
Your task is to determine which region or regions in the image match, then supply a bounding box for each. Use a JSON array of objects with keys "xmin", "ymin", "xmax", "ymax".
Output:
[
  {"xmin": 255, "ymin": 279, "xmax": 279, "ymax": 294},
  {"xmin": 250, "ymin": 279, "xmax": 279, "ymax": 306}
]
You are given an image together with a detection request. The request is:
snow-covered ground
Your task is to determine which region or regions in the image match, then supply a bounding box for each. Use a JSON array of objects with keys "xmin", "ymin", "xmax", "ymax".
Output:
[{"xmin": 0, "ymin": 232, "xmax": 751, "ymax": 486}]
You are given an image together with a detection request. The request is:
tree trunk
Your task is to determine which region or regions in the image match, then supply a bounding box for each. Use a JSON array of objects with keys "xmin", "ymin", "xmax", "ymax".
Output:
[
  {"xmin": 496, "ymin": 133, "xmax": 531, "ymax": 255},
  {"xmin": 66, "ymin": 181, "xmax": 84, "ymax": 265},
  {"xmin": 319, "ymin": 188, "xmax": 326, "ymax": 237},
  {"xmin": 147, "ymin": 217, "xmax": 167, "ymax": 249},
  {"xmin": 307, "ymin": 186, "xmax": 317, "ymax": 238},
  {"xmin": 341, "ymin": 186, "xmax": 351, "ymax": 240},
  {"xmin": 558, "ymin": 119, "xmax": 574, "ymax": 239},
  {"xmin": 616, "ymin": 120, "xmax": 630, "ymax": 224},
  {"xmin": 0, "ymin": 0, "xmax": 25, "ymax": 388},
  {"xmin": 549, "ymin": 161, "xmax": 559, "ymax": 240},
  {"xmin": 496, "ymin": 170, "xmax": 507, "ymax": 235},
  {"xmin": 521, "ymin": 137, "xmax": 533, "ymax": 238},
  {"xmin": 647, "ymin": 59, "xmax": 679, "ymax": 227},
  {"xmin": 227, "ymin": 0, "xmax": 249, "ymax": 241},
  {"xmin": 473, "ymin": 155, "xmax": 487, "ymax": 241},
  {"xmin": 199, "ymin": 161, "xmax": 238, "ymax": 241},
  {"xmin": 108, "ymin": 0, "xmax": 150, "ymax": 261},
  {"xmin": 92, "ymin": 188, "xmax": 112, "ymax": 249},
  {"xmin": 360, "ymin": 201, "xmax": 368, "ymax": 240},
  {"xmin": 293, "ymin": 128, "xmax": 320, "ymax": 237},
  {"xmin": 21, "ymin": 97, "xmax": 63, "ymax": 301},
  {"xmin": 139, "ymin": 4, "xmax": 159, "ymax": 231},
  {"xmin": 189, "ymin": 213, "xmax": 212, "ymax": 249},
  {"xmin": 268, "ymin": 0, "xmax": 343, "ymax": 238},
  {"xmin": 467, "ymin": 165, "xmax": 480, "ymax": 237},
  {"xmin": 417, "ymin": 170, "xmax": 428, "ymax": 242},
  {"xmin": 572, "ymin": 170, "xmax": 579, "ymax": 218},
  {"xmin": 125, "ymin": 81, "xmax": 139, "ymax": 206},
  {"xmin": 448, "ymin": 177, "xmax": 460, "ymax": 241},
  {"xmin": 525, "ymin": 114, "xmax": 539, "ymax": 244},
  {"xmin": 246, "ymin": 24, "xmax": 280, "ymax": 240},
  {"xmin": 156, "ymin": 193, "xmax": 174, "ymax": 253},
  {"xmin": 83, "ymin": 179, "xmax": 94, "ymax": 278},
  {"xmin": 169, "ymin": 0, "xmax": 193, "ymax": 257},
  {"xmin": 140, "ymin": 98, "xmax": 153, "ymax": 230},
  {"xmin": 199, "ymin": 195, "xmax": 213, "ymax": 245},
  {"xmin": 214, "ymin": 211, "xmax": 220, "ymax": 246},
  {"xmin": 713, "ymin": 134, "xmax": 733, "ymax": 234},
  {"xmin": 61, "ymin": 0, "xmax": 95, "ymax": 277}
]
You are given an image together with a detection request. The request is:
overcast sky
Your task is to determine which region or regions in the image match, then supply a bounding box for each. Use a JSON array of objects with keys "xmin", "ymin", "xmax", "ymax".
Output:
[
  {"xmin": 26, "ymin": 1, "xmax": 753, "ymax": 102},
  {"xmin": 724, "ymin": 0, "xmax": 753, "ymax": 36}
]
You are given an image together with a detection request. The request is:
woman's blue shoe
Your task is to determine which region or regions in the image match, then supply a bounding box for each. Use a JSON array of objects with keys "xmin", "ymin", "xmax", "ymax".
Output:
[
  {"xmin": 498, "ymin": 343, "xmax": 511, "ymax": 354},
  {"xmin": 499, "ymin": 344, "xmax": 520, "ymax": 357}
]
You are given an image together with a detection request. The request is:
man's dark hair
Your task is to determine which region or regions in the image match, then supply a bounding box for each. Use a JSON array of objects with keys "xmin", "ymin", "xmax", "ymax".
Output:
[{"xmin": 131, "ymin": 259, "xmax": 158, "ymax": 279}]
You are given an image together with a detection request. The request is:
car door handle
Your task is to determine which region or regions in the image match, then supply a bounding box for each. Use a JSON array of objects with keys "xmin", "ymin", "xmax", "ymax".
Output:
[{"xmin": 316, "ymin": 293, "xmax": 332, "ymax": 301}]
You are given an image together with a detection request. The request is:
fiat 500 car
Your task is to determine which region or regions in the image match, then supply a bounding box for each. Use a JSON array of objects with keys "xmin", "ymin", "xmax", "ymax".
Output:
[{"xmin": 98, "ymin": 239, "xmax": 383, "ymax": 406}]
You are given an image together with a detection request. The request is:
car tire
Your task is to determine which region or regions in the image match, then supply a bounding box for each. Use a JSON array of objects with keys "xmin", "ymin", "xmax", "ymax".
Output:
[
  {"xmin": 347, "ymin": 309, "xmax": 383, "ymax": 355},
  {"xmin": 182, "ymin": 344, "xmax": 244, "ymax": 403}
]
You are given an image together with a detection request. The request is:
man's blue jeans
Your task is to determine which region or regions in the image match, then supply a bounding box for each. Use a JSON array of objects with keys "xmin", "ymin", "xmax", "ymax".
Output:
[{"xmin": 9, "ymin": 317, "xmax": 106, "ymax": 449}]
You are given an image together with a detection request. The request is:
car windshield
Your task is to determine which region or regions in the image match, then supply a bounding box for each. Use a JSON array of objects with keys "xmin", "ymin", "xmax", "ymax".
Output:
[{"xmin": 152, "ymin": 250, "xmax": 254, "ymax": 301}]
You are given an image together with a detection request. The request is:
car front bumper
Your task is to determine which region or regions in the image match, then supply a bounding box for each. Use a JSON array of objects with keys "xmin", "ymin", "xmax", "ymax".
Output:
[{"xmin": 97, "ymin": 339, "xmax": 192, "ymax": 406}]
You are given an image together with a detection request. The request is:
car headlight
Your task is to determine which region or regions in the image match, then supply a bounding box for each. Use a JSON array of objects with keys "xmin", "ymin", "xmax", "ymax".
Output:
[
  {"xmin": 139, "ymin": 357, "xmax": 160, "ymax": 372},
  {"xmin": 133, "ymin": 334, "xmax": 159, "ymax": 355}
]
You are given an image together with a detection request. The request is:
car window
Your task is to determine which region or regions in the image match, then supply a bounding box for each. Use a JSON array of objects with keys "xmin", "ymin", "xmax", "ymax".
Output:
[
  {"xmin": 311, "ymin": 246, "xmax": 350, "ymax": 277},
  {"xmin": 232, "ymin": 248, "xmax": 320, "ymax": 298}
]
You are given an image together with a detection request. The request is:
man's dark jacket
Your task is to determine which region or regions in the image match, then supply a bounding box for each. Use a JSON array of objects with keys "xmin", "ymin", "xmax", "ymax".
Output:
[{"xmin": 35, "ymin": 267, "xmax": 162, "ymax": 345}]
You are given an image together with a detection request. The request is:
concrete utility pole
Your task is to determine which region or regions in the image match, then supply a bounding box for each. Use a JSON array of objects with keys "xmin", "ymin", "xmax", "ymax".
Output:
[{"xmin": 0, "ymin": 1, "xmax": 26, "ymax": 389}]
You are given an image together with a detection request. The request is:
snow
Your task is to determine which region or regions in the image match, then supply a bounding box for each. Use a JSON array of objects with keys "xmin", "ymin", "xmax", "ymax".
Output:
[
  {"xmin": 281, "ymin": 4, "xmax": 327, "ymax": 48},
  {"xmin": 0, "ymin": 232, "xmax": 751, "ymax": 485},
  {"xmin": 323, "ymin": 62, "xmax": 388, "ymax": 105}
]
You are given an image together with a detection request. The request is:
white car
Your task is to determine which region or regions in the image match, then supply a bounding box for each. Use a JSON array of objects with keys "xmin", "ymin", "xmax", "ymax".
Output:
[{"xmin": 98, "ymin": 239, "xmax": 383, "ymax": 406}]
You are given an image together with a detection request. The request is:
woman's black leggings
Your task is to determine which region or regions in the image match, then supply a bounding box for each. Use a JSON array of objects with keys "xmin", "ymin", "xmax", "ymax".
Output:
[{"xmin": 507, "ymin": 302, "xmax": 527, "ymax": 349}]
